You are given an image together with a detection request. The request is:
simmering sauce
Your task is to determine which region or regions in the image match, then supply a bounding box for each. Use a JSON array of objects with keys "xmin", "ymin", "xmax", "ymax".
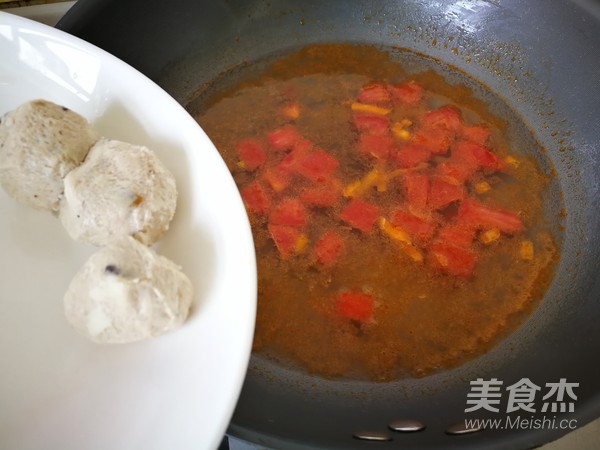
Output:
[{"xmin": 192, "ymin": 44, "xmax": 559, "ymax": 381}]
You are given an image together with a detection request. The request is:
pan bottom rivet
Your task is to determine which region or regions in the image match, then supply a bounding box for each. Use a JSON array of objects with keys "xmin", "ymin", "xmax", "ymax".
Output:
[
  {"xmin": 388, "ymin": 419, "xmax": 426, "ymax": 432},
  {"xmin": 353, "ymin": 431, "xmax": 393, "ymax": 441}
]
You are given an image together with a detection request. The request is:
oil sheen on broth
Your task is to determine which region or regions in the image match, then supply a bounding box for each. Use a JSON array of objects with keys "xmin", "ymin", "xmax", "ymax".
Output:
[{"xmin": 191, "ymin": 44, "xmax": 560, "ymax": 381}]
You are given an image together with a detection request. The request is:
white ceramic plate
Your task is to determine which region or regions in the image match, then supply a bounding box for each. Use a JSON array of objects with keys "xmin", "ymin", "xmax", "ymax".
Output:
[{"xmin": 0, "ymin": 12, "xmax": 256, "ymax": 450}]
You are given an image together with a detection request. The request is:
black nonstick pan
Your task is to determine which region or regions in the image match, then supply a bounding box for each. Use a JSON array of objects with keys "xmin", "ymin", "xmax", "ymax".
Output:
[{"xmin": 57, "ymin": 1, "xmax": 600, "ymax": 448}]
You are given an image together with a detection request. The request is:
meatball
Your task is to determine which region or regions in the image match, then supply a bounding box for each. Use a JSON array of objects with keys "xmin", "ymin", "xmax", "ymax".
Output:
[
  {"xmin": 59, "ymin": 138, "xmax": 177, "ymax": 246},
  {"xmin": 0, "ymin": 99, "xmax": 99, "ymax": 212},
  {"xmin": 64, "ymin": 236, "xmax": 193, "ymax": 344}
]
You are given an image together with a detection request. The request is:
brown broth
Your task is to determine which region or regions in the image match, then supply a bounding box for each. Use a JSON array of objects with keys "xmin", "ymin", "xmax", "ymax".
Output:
[{"xmin": 191, "ymin": 44, "xmax": 560, "ymax": 381}]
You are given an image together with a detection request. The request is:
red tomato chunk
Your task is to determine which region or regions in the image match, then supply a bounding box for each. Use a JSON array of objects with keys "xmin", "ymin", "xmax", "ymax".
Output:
[
  {"xmin": 314, "ymin": 230, "xmax": 345, "ymax": 266},
  {"xmin": 236, "ymin": 138, "xmax": 267, "ymax": 170},
  {"xmin": 390, "ymin": 210, "xmax": 437, "ymax": 243},
  {"xmin": 458, "ymin": 199, "xmax": 523, "ymax": 234},
  {"xmin": 268, "ymin": 224, "xmax": 301, "ymax": 259},
  {"xmin": 300, "ymin": 181, "xmax": 341, "ymax": 207},
  {"xmin": 429, "ymin": 242, "xmax": 477, "ymax": 278},
  {"xmin": 335, "ymin": 291, "xmax": 374, "ymax": 322},
  {"xmin": 267, "ymin": 124, "xmax": 302, "ymax": 151},
  {"xmin": 396, "ymin": 143, "xmax": 431, "ymax": 168},
  {"xmin": 240, "ymin": 181, "xmax": 271, "ymax": 214},
  {"xmin": 358, "ymin": 134, "xmax": 394, "ymax": 160},
  {"xmin": 357, "ymin": 83, "xmax": 391, "ymax": 105},
  {"xmin": 296, "ymin": 149, "xmax": 340, "ymax": 182},
  {"xmin": 460, "ymin": 125, "xmax": 490, "ymax": 145},
  {"xmin": 435, "ymin": 161, "xmax": 475, "ymax": 184},
  {"xmin": 353, "ymin": 114, "xmax": 390, "ymax": 135},
  {"xmin": 411, "ymin": 129, "xmax": 452, "ymax": 155},
  {"xmin": 403, "ymin": 172, "xmax": 429, "ymax": 212},
  {"xmin": 428, "ymin": 178, "xmax": 465, "ymax": 210},
  {"xmin": 453, "ymin": 140, "xmax": 503, "ymax": 171},
  {"xmin": 422, "ymin": 106, "xmax": 462, "ymax": 132},
  {"xmin": 389, "ymin": 80, "xmax": 423, "ymax": 105},
  {"xmin": 340, "ymin": 199, "xmax": 380, "ymax": 233},
  {"xmin": 278, "ymin": 140, "xmax": 313, "ymax": 173},
  {"xmin": 269, "ymin": 198, "xmax": 308, "ymax": 227}
]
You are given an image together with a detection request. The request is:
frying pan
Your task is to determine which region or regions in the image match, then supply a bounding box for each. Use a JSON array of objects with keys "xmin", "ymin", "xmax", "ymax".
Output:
[{"xmin": 57, "ymin": 1, "xmax": 600, "ymax": 448}]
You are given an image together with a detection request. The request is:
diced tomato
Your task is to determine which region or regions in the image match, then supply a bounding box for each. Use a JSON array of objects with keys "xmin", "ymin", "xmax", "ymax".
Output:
[
  {"xmin": 428, "ymin": 242, "xmax": 477, "ymax": 278},
  {"xmin": 353, "ymin": 114, "xmax": 390, "ymax": 136},
  {"xmin": 236, "ymin": 138, "xmax": 267, "ymax": 170},
  {"xmin": 267, "ymin": 124, "xmax": 302, "ymax": 151},
  {"xmin": 411, "ymin": 128, "xmax": 452, "ymax": 155},
  {"xmin": 314, "ymin": 230, "xmax": 345, "ymax": 266},
  {"xmin": 335, "ymin": 291, "xmax": 374, "ymax": 322},
  {"xmin": 453, "ymin": 140, "xmax": 503, "ymax": 171},
  {"xmin": 403, "ymin": 172, "xmax": 429, "ymax": 212},
  {"xmin": 435, "ymin": 161, "xmax": 475, "ymax": 184},
  {"xmin": 291, "ymin": 138, "xmax": 314, "ymax": 154},
  {"xmin": 269, "ymin": 198, "xmax": 308, "ymax": 227},
  {"xmin": 437, "ymin": 224, "xmax": 475, "ymax": 248},
  {"xmin": 296, "ymin": 149, "xmax": 340, "ymax": 182},
  {"xmin": 389, "ymin": 80, "xmax": 423, "ymax": 105},
  {"xmin": 340, "ymin": 199, "xmax": 380, "ymax": 233},
  {"xmin": 396, "ymin": 143, "xmax": 431, "ymax": 168},
  {"xmin": 358, "ymin": 134, "xmax": 395, "ymax": 160},
  {"xmin": 428, "ymin": 178, "xmax": 465, "ymax": 210},
  {"xmin": 278, "ymin": 139, "xmax": 312, "ymax": 173},
  {"xmin": 421, "ymin": 106, "xmax": 462, "ymax": 132},
  {"xmin": 458, "ymin": 198, "xmax": 523, "ymax": 234},
  {"xmin": 300, "ymin": 189, "xmax": 338, "ymax": 207},
  {"xmin": 300, "ymin": 179, "xmax": 341, "ymax": 207},
  {"xmin": 240, "ymin": 182, "xmax": 271, "ymax": 214},
  {"xmin": 460, "ymin": 124, "xmax": 490, "ymax": 145},
  {"xmin": 389, "ymin": 210, "xmax": 437, "ymax": 243},
  {"xmin": 357, "ymin": 83, "xmax": 391, "ymax": 105},
  {"xmin": 262, "ymin": 166, "xmax": 290, "ymax": 193},
  {"xmin": 268, "ymin": 224, "xmax": 301, "ymax": 259}
]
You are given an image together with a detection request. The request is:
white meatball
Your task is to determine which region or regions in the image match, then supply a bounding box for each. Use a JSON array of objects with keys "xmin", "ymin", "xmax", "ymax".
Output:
[
  {"xmin": 59, "ymin": 138, "xmax": 177, "ymax": 246},
  {"xmin": 0, "ymin": 100, "xmax": 99, "ymax": 212},
  {"xmin": 64, "ymin": 236, "xmax": 193, "ymax": 344}
]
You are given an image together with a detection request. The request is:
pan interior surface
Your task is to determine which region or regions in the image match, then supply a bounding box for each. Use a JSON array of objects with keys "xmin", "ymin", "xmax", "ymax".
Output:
[
  {"xmin": 189, "ymin": 40, "xmax": 563, "ymax": 377},
  {"xmin": 189, "ymin": 42, "xmax": 568, "ymax": 449}
]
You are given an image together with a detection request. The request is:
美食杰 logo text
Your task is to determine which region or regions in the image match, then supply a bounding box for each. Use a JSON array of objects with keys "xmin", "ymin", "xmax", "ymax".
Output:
[{"xmin": 464, "ymin": 378, "xmax": 579, "ymax": 431}]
